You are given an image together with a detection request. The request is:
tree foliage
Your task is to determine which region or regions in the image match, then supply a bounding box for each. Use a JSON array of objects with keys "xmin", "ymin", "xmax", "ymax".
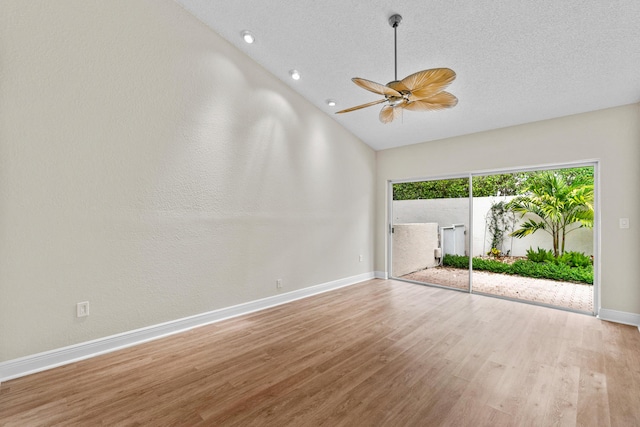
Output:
[
  {"xmin": 392, "ymin": 167, "xmax": 593, "ymax": 200},
  {"xmin": 393, "ymin": 178, "xmax": 469, "ymax": 200},
  {"xmin": 506, "ymin": 171, "xmax": 594, "ymax": 257},
  {"xmin": 472, "ymin": 173, "xmax": 528, "ymax": 197}
]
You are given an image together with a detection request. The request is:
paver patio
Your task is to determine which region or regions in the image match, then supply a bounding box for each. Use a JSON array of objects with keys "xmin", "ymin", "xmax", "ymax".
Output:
[{"xmin": 401, "ymin": 266, "xmax": 593, "ymax": 313}]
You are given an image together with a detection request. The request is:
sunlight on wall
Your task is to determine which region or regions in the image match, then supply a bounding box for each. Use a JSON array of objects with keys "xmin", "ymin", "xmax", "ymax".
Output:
[{"xmin": 0, "ymin": 0, "xmax": 376, "ymax": 362}]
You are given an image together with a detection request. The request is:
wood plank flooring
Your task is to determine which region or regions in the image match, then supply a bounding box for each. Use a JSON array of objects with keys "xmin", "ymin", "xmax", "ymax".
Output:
[{"xmin": 1, "ymin": 279, "xmax": 639, "ymax": 426}]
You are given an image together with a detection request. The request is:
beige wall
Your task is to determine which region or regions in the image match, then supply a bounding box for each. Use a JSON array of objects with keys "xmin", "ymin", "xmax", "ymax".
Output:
[
  {"xmin": 376, "ymin": 104, "xmax": 640, "ymax": 314},
  {"xmin": 2, "ymin": 0, "xmax": 637, "ymax": 364},
  {"xmin": 0, "ymin": 1, "xmax": 375, "ymax": 361}
]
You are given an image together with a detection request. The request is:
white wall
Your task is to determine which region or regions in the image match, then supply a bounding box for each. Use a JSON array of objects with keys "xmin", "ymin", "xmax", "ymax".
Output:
[
  {"xmin": 394, "ymin": 198, "xmax": 469, "ymax": 229},
  {"xmin": 0, "ymin": 0, "xmax": 375, "ymax": 362},
  {"xmin": 392, "ymin": 223, "xmax": 439, "ymax": 276},
  {"xmin": 377, "ymin": 104, "xmax": 640, "ymax": 315},
  {"xmin": 393, "ymin": 196, "xmax": 594, "ymax": 257}
]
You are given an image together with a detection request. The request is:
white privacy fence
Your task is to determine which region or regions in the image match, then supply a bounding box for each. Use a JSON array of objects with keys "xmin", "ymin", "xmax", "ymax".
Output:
[{"xmin": 393, "ymin": 196, "xmax": 594, "ymax": 257}]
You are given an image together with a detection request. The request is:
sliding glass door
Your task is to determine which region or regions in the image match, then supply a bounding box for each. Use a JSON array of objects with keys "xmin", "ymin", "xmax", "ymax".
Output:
[
  {"xmin": 390, "ymin": 163, "xmax": 597, "ymax": 314},
  {"xmin": 471, "ymin": 166, "xmax": 595, "ymax": 313}
]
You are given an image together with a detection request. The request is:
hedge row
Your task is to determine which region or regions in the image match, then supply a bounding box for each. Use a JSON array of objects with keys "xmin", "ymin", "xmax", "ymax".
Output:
[{"xmin": 442, "ymin": 254, "xmax": 593, "ymax": 284}]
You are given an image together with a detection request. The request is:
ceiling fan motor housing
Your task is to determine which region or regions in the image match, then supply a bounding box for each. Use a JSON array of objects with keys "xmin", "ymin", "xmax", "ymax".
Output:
[{"xmin": 388, "ymin": 14, "xmax": 402, "ymax": 28}]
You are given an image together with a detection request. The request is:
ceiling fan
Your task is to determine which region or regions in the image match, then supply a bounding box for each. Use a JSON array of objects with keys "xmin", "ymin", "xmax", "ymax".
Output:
[{"xmin": 336, "ymin": 14, "xmax": 458, "ymax": 124}]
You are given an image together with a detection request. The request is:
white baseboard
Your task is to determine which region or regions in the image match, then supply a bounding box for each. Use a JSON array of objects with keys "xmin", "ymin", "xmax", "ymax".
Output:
[
  {"xmin": 0, "ymin": 272, "xmax": 375, "ymax": 383},
  {"xmin": 598, "ymin": 308, "xmax": 640, "ymax": 328},
  {"xmin": 375, "ymin": 271, "xmax": 388, "ymax": 279}
]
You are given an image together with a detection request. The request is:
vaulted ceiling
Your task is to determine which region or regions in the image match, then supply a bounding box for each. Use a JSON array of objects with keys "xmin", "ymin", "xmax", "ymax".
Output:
[{"xmin": 175, "ymin": 0, "xmax": 640, "ymax": 150}]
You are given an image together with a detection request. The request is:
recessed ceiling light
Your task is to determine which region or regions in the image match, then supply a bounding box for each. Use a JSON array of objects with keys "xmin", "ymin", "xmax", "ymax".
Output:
[
  {"xmin": 289, "ymin": 69, "xmax": 301, "ymax": 80},
  {"xmin": 326, "ymin": 99, "xmax": 337, "ymax": 107},
  {"xmin": 241, "ymin": 30, "xmax": 255, "ymax": 44}
]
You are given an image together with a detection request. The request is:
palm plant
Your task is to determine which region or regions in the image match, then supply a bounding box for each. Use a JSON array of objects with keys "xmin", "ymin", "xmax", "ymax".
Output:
[{"xmin": 506, "ymin": 171, "xmax": 593, "ymax": 257}]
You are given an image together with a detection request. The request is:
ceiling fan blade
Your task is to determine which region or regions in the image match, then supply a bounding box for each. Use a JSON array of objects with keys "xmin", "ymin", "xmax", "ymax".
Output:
[
  {"xmin": 379, "ymin": 105, "xmax": 402, "ymax": 123},
  {"xmin": 401, "ymin": 68, "xmax": 456, "ymax": 99},
  {"xmin": 403, "ymin": 91, "xmax": 458, "ymax": 111},
  {"xmin": 387, "ymin": 80, "xmax": 410, "ymax": 93},
  {"xmin": 335, "ymin": 98, "xmax": 387, "ymax": 114},
  {"xmin": 352, "ymin": 78, "xmax": 402, "ymax": 97}
]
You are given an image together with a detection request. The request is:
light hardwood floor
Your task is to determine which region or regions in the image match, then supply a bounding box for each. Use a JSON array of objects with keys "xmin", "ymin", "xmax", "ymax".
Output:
[{"xmin": 1, "ymin": 279, "xmax": 639, "ymax": 426}]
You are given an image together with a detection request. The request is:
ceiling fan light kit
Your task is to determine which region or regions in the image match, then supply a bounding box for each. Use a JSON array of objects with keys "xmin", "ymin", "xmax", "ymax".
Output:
[{"xmin": 336, "ymin": 13, "xmax": 457, "ymax": 123}]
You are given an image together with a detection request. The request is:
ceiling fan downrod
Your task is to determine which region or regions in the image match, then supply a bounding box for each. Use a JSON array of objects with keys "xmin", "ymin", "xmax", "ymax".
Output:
[{"xmin": 388, "ymin": 14, "xmax": 402, "ymax": 82}]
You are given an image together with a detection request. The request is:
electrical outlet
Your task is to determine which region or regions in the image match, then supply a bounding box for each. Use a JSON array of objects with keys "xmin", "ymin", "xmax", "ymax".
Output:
[
  {"xmin": 77, "ymin": 301, "xmax": 89, "ymax": 318},
  {"xmin": 359, "ymin": 254, "xmax": 363, "ymax": 262},
  {"xmin": 619, "ymin": 218, "xmax": 630, "ymax": 229},
  {"xmin": 276, "ymin": 279, "xmax": 283, "ymax": 289}
]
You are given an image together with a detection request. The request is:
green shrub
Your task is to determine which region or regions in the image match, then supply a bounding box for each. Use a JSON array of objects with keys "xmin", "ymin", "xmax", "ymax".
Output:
[
  {"xmin": 443, "ymin": 254, "xmax": 469, "ymax": 269},
  {"xmin": 525, "ymin": 247, "xmax": 592, "ymax": 268},
  {"xmin": 510, "ymin": 260, "xmax": 593, "ymax": 283},
  {"xmin": 526, "ymin": 247, "xmax": 555, "ymax": 263},
  {"xmin": 556, "ymin": 251, "xmax": 592, "ymax": 268},
  {"xmin": 472, "ymin": 257, "xmax": 511, "ymax": 273},
  {"xmin": 442, "ymin": 254, "xmax": 593, "ymax": 284}
]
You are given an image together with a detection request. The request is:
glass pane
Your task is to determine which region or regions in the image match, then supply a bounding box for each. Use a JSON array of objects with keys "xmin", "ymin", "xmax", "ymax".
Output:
[
  {"xmin": 392, "ymin": 178, "xmax": 470, "ymax": 291},
  {"xmin": 471, "ymin": 167, "xmax": 595, "ymax": 312}
]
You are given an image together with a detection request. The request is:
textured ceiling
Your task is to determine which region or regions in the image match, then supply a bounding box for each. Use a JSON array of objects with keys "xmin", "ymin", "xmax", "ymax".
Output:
[{"xmin": 174, "ymin": 0, "xmax": 640, "ymax": 151}]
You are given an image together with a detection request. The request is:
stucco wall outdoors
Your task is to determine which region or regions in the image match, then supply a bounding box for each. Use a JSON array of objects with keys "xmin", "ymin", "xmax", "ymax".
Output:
[
  {"xmin": 377, "ymin": 104, "xmax": 640, "ymax": 315},
  {"xmin": 393, "ymin": 196, "xmax": 594, "ymax": 257},
  {"xmin": 392, "ymin": 223, "xmax": 439, "ymax": 276},
  {"xmin": 0, "ymin": 0, "xmax": 375, "ymax": 362}
]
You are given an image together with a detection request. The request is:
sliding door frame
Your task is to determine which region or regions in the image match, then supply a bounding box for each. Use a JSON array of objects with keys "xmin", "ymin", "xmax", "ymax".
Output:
[{"xmin": 387, "ymin": 160, "xmax": 600, "ymax": 315}]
